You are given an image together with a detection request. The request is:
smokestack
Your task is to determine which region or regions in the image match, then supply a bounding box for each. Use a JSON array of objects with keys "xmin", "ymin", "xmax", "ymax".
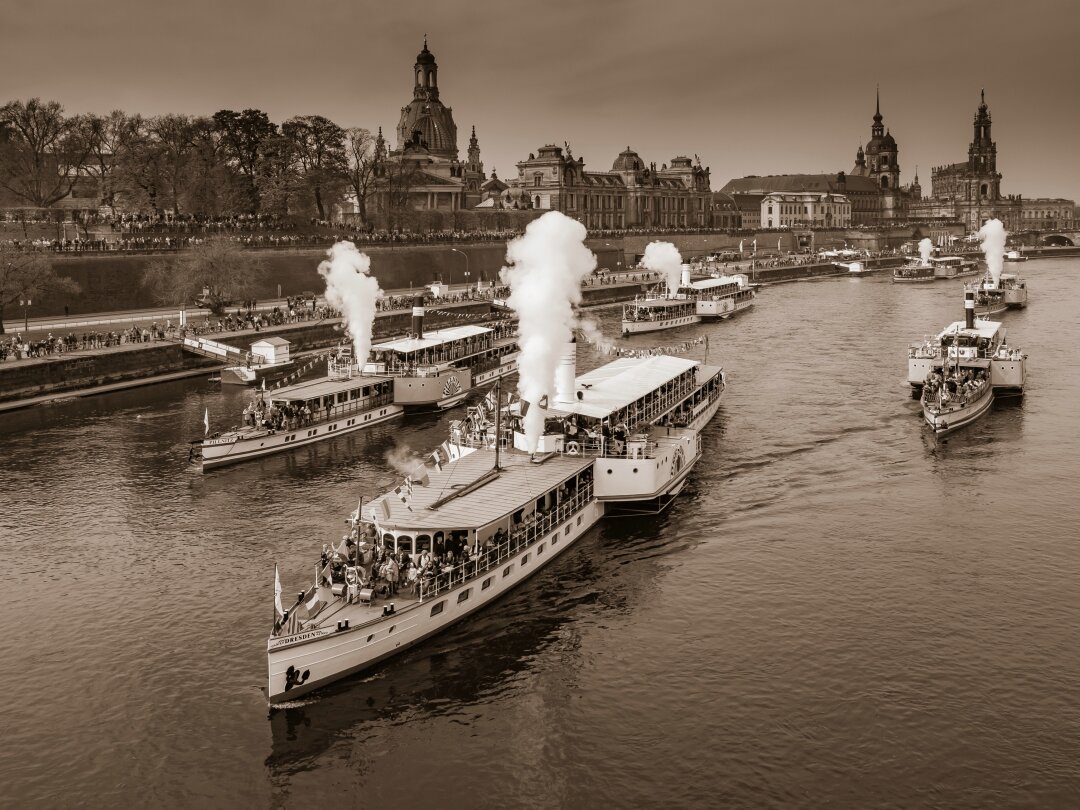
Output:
[
  {"xmin": 411, "ymin": 294, "xmax": 425, "ymax": 338},
  {"xmin": 681, "ymin": 264, "xmax": 691, "ymax": 288},
  {"xmin": 554, "ymin": 335, "xmax": 578, "ymax": 405},
  {"xmin": 964, "ymin": 290, "xmax": 975, "ymax": 329}
]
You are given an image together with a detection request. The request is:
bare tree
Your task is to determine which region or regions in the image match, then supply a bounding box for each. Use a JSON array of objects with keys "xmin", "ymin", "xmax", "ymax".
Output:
[
  {"xmin": 83, "ymin": 110, "xmax": 141, "ymax": 214},
  {"xmin": 0, "ymin": 98, "xmax": 93, "ymax": 208},
  {"xmin": 141, "ymin": 237, "xmax": 264, "ymax": 314},
  {"xmin": 344, "ymin": 128, "xmax": 380, "ymax": 226},
  {"xmin": 0, "ymin": 243, "xmax": 80, "ymax": 334}
]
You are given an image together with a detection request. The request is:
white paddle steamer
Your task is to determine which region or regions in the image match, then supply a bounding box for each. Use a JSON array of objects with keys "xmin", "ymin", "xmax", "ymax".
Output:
[{"xmin": 266, "ymin": 342, "xmax": 725, "ymax": 704}]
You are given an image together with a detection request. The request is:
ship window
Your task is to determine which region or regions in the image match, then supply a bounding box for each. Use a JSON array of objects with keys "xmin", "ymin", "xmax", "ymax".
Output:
[
  {"xmin": 367, "ymin": 634, "xmax": 374, "ymax": 642},
  {"xmin": 415, "ymin": 534, "xmax": 431, "ymax": 553},
  {"xmin": 521, "ymin": 554, "xmax": 529, "ymax": 565},
  {"xmin": 538, "ymin": 543, "xmax": 545, "ymax": 554},
  {"xmin": 397, "ymin": 536, "xmax": 414, "ymax": 554},
  {"xmin": 577, "ymin": 516, "xmax": 582, "ymax": 526},
  {"xmin": 430, "ymin": 601, "xmax": 445, "ymax": 617},
  {"xmin": 457, "ymin": 589, "xmax": 471, "ymax": 603},
  {"xmin": 482, "ymin": 577, "xmax": 492, "ymax": 591},
  {"xmin": 504, "ymin": 565, "xmax": 513, "ymax": 577}
]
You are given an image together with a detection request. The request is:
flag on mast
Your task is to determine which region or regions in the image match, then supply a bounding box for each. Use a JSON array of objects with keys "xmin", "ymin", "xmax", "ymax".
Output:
[
  {"xmin": 274, "ymin": 564, "xmax": 284, "ymax": 618},
  {"xmin": 204, "ymin": 407, "xmax": 210, "ymax": 436}
]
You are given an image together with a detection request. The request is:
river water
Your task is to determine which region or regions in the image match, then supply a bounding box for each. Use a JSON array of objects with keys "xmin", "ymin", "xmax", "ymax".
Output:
[{"xmin": 2, "ymin": 259, "xmax": 1078, "ymax": 808}]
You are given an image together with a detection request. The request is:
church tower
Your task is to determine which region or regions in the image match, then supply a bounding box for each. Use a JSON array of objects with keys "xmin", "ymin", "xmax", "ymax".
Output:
[
  {"xmin": 462, "ymin": 125, "xmax": 484, "ymax": 207},
  {"xmin": 967, "ymin": 90, "xmax": 1000, "ymax": 201},
  {"xmin": 396, "ymin": 37, "xmax": 459, "ymax": 159},
  {"xmin": 862, "ymin": 89, "xmax": 902, "ymax": 219}
]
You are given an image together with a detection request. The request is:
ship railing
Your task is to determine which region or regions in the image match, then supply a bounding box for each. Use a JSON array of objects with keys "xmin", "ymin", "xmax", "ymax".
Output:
[
  {"xmin": 418, "ymin": 483, "xmax": 594, "ymax": 602},
  {"xmin": 282, "ymin": 393, "xmax": 394, "ymax": 427}
]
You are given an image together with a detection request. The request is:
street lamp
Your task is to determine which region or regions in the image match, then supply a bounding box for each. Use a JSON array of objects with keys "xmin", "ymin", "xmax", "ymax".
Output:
[
  {"xmin": 450, "ymin": 248, "xmax": 469, "ymax": 292},
  {"xmin": 20, "ymin": 297, "xmax": 31, "ymax": 333}
]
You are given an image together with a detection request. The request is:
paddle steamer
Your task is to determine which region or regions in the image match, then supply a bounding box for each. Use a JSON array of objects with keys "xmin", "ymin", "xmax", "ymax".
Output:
[
  {"xmin": 266, "ymin": 342, "xmax": 725, "ymax": 704},
  {"xmin": 621, "ymin": 266, "xmax": 753, "ymax": 335},
  {"xmin": 908, "ymin": 290, "xmax": 1025, "ymax": 409},
  {"xmin": 892, "ymin": 259, "xmax": 936, "ymax": 283},
  {"xmin": 365, "ymin": 298, "xmax": 518, "ymax": 411}
]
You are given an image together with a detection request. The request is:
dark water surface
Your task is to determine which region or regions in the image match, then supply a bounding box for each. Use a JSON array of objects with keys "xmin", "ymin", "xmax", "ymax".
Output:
[{"xmin": 2, "ymin": 260, "xmax": 1078, "ymax": 809}]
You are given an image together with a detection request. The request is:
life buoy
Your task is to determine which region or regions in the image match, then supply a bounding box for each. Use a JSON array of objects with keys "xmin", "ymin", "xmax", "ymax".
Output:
[{"xmin": 566, "ymin": 441, "xmax": 580, "ymax": 456}]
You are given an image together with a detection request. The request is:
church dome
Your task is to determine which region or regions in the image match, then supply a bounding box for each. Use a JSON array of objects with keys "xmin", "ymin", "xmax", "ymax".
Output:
[
  {"xmin": 416, "ymin": 43, "xmax": 436, "ymax": 65},
  {"xmin": 612, "ymin": 147, "xmax": 643, "ymax": 172},
  {"xmin": 882, "ymin": 131, "xmax": 896, "ymax": 148},
  {"xmin": 407, "ymin": 112, "xmax": 457, "ymax": 157}
]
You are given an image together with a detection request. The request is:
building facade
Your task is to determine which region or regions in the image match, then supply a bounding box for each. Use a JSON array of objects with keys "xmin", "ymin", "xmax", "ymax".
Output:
[
  {"xmin": 721, "ymin": 172, "xmax": 880, "ymax": 226},
  {"xmin": 760, "ymin": 192, "xmax": 851, "ymax": 229},
  {"xmin": 909, "ymin": 91, "xmax": 1075, "ymax": 232},
  {"xmin": 510, "ymin": 145, "xmax": 713, "ymax": 229}
]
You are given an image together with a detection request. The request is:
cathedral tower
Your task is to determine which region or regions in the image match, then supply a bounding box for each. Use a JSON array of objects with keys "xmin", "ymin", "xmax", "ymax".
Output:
[{"xmin": 967, "ymin": 90, "xmax": 1000, "ymax": 201}]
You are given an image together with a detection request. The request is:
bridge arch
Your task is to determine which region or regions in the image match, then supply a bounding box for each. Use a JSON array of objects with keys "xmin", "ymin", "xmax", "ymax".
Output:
[{"xmin": 1041, "ymin": 234, "xmax": 1074, "ymax": 246}]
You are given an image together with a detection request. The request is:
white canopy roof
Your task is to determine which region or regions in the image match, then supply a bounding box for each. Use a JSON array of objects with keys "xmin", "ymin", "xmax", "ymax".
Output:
[
  {"xmin": 548, "ymin": 355, "xmax": 699, "ymax": 419},
  {"xmin": 367, "ymin": 449, "xmax": 593, "ymax": 531},
  {"xmin": 691, "ymin": 275, "xmax": 747, "ymax": 291},
  {"xmin": 373, "ymin": 324, "xmax": 492, "ymax": 354},
  {"xmin": 937, "ymin": 319, "xmax": 1001, "ymax": 340}
]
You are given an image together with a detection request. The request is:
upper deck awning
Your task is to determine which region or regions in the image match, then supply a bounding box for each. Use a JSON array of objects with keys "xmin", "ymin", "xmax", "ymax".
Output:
[
  {"xmin": 366, "ymin": 449, "xmax": 593, "ymax": 531},
  {"xmin": 271, "ymin": 373, "xmax": 392, "ymax": 401},
  {"xmin": 546, "ymin": 356, "xmax": 700, "ymax": 419},
  {"xmin": 372, "ymin": 325, "xmax": 492, "ymax": 354},
  {"xmin": 691, "ymin": 275, "xmax": 745, "ymax": 290}
]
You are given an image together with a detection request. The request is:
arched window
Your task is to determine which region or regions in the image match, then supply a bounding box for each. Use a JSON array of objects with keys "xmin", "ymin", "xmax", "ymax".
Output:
[
  {"xmin": 881, "ymin": 176, "xmax": 889, "ymax": 189},
  {"xmin": 980, "ymin": 183, "xmax": 988, "ymax": 198}
]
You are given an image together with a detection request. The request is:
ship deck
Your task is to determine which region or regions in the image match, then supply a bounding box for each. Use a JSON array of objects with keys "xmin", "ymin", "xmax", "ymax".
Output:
[{"xmin": 369, "ymin": 448, "xmax": 594, "ymax": 531}]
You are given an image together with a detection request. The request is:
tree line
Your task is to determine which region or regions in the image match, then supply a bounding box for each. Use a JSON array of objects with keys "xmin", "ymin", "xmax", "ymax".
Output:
[{"xmin": 0, "ymin": 99, "xmax": 385, "ymax": 222}]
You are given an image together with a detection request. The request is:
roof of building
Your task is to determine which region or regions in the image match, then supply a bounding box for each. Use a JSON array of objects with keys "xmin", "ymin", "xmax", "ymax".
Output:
[
  {"xmin": 721, "ymin": 173, "xmax": 879, "ymax": 195},
  {"xmin": 252, "ymin": 337, "xmax": 290, "ymax": 347},
  {"xmin": 367, "ymin": 448, "xmax": 594, "ymax": 531},
  {"xmin": 612, "ymin": 147, "xmax": 644, "ymax": 172},
  {"xmin": 373, "ymin": 324, "xmax": 492, "ymax": 354}
]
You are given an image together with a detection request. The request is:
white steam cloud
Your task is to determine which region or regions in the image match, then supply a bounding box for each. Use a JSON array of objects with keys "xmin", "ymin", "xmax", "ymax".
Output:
[
  {"xmin": 918, "ymin": 238, "xmax": 933, "ymax": 265},
  {"xmin": 318, "ymin": 241, "xmax": 382, "ymax": 365},
  {"xmin": 577, "ymin": 315, "xmax": 614, "ymax": 355},
  {"xmin": 500, "ymin": 212, "xmax": 596, "ymax": 452},
  {"xmin": 978, "ymin": 218, "xmax": 1007, "ymax": 287},
  {"xmin": 385, "ymin": 443, "xmax": 427, "ymax": 477},
  {"xmin": 641, "ymin": 241, "xmax": 683, "ymax": 295}
]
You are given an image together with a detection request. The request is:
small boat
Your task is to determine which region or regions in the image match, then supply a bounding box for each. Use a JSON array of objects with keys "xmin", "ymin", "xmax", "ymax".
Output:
[
  {"xmin": 1004, "ymin": 250, "xmax": 1028, "ymax": 262},
  {"xmin": 964, "ymin": 272, "xmax": 1016, "ymax": 316},
  {"xmin": 836, "ymin": 261, "xmax": 872, "ymax": 275},
  {"xmin": 694, "ymin": 272, "xmax": 755, "ymax": 319},
  {"xmin": 931, "ymin": 255, "xmax": 979, "ymax": 279},
  {"xmin": 265, "ymin": 344, "xmax": 726, "ymax": 704},
  {"xmin": 907, "ymin": 290, "xmax": 1026, "ymax": 399},
  {"xmin": 192, "ymin": 350, "xmax": 402, "ymax": 469},
  {"xmin": 365, "ymin": 299, "xmax": 518, "ymax": 411},
  {"xmin": 892, "ymin": 260, "xmax": 936, "ymax": 283}
]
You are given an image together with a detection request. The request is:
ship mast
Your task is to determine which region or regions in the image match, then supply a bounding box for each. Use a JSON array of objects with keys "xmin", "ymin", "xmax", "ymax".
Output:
[{"xmin": 493, "ymin": 375, "xmax": 502, "ymax": 472}]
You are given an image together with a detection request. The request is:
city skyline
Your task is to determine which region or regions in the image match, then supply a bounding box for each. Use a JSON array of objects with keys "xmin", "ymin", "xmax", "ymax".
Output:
[{"xmin": 1, "ymin": 0, "xmax": 1077, "ymax": 202}]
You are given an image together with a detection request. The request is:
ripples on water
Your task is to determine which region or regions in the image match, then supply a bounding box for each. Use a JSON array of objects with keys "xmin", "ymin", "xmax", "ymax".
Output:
[{"xmin": 2, "ymin": 261, "xmax": 1079, "ymax": 808}]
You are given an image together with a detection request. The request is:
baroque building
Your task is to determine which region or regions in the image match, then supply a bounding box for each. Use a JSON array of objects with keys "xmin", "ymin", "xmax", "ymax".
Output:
[
  {"xmin": 341, "ymin": 39, "xmax": 485, "ymax": 221},
  {"xmin": 908, "ymin": 91, "xmax": 1075, "ymax": 232},
  {"xmin": 511, "ymin": 145, "xmax": 713, "ymax": 229},
  {"xmin": 849, "ymin": 89, "xmax": 906, "ymax": 219}
]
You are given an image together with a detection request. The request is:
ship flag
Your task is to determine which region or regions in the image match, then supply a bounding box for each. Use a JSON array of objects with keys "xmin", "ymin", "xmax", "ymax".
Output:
[
  {"xmin": 204, "ymin": 407, "xmax": 210, "ymax": 436},
  {"xmin": 430, "ymin": 449, "xmax": 443, "ymax": 472},
  {"xmin": 274, "ymin": 564, "xmax": 284, "ymax": 618},
  {"xmin": 413, "ymin": 468, "xmax": 430, "ymax": 487}
]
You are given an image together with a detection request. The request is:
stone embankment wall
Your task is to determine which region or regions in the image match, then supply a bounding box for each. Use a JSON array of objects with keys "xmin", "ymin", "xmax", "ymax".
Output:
[{"xmin": 0, "ymin": 302, "xmax": 496, "ymax": 405}]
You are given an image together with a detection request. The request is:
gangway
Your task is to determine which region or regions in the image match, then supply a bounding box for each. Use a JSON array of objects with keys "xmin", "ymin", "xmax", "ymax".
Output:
[{"xmin": 180, "ymin": 335, "xmax": 248, "ymax": 365}]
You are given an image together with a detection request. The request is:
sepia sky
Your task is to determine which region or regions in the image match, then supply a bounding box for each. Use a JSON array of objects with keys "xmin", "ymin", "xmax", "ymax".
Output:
[{"xmin": 2, "ymin": 0, "xmax": 1078, "ymax": 201}]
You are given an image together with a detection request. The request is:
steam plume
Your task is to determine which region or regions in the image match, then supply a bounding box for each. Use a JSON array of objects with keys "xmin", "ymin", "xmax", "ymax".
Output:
[
  {"xmin": 577, "ymin": 315, "xmax": 614, "ymax": 354},
  {"xmin": 386, "ymin": 443, "xmax": 427, "ymax": 477},
  {"xmin": 918, "ymin": 238, "xmax": 933, "ymax": 265},
  {"xmin": 318, "ymin": 241, "xmax": 382, "ymax": 364},
  {"xmin": 978, "ymin": 218, "xmax": 1006, "ymax": 287},
  {"xmin": 500, "ymin": 212, "xmax": 596, "ymax": 451},
  {"xmin": 641, "ymin": 241, "xmax": 683, "ymax": 294}
]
